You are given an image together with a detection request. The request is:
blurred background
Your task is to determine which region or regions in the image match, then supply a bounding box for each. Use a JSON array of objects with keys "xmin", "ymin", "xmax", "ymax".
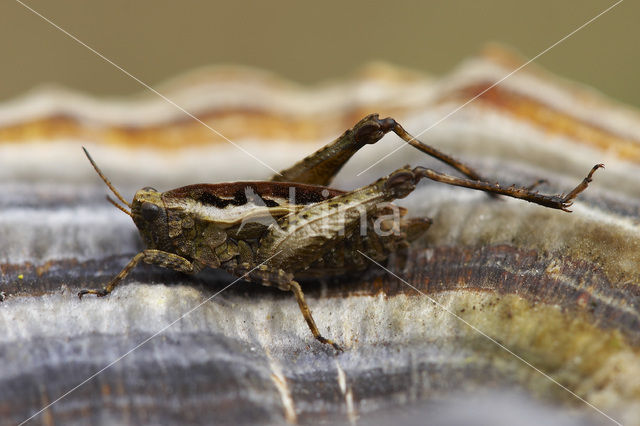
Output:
[{"xmin": 1, "ymin": 0, "xmax": 638, "ymax": 107}]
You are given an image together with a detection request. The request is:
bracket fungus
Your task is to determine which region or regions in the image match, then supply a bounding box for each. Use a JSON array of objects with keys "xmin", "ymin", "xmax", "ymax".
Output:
[{"xmin": 1, "ymin": 48, "xmax": 639, "ymax": 425}]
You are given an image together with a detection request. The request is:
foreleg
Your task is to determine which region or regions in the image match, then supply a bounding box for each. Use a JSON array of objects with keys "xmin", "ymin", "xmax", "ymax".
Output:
[{"xmin": 79, "ymin": 249, "xmax": 202, "ymax": 298}]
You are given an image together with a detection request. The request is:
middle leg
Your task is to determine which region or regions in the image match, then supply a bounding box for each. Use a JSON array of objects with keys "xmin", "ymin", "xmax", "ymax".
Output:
[{"xmin": 227, "ymin": 263, "xmax": 343, "ymax": 351}]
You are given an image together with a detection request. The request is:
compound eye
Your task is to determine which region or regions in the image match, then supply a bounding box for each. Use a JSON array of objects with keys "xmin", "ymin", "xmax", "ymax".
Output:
[
  {"xmin": 141, "ymin": 201, "xmax": 160, "ymax": 221},
  {"xmin": 142, "ymin": 186, "xmax": 157, "ymax": 192}
]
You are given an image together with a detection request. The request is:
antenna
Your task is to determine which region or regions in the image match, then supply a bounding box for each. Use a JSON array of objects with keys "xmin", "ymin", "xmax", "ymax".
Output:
[
  {"xmin": 82, "ymin": 147, "xmax": 132, "ymax": 210},
  {"xmin": 106, "ymin": 195, "xmax": 132, "ymax": 217}
]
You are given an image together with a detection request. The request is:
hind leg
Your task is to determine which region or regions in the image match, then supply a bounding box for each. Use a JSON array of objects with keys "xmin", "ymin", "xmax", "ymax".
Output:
[
  {"xmin": 271, "ymin": 114, "xmax": 490, "ymax": 186},
  {"xmin": 411, "ymin": 164, "xmax": 603, "ymax": 211}
]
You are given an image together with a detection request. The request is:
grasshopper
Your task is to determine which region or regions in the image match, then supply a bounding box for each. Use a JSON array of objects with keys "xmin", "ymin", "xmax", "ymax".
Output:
[{"xmin": 79, "ymin": 114, "xmax": 602, "ymax": 351}]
